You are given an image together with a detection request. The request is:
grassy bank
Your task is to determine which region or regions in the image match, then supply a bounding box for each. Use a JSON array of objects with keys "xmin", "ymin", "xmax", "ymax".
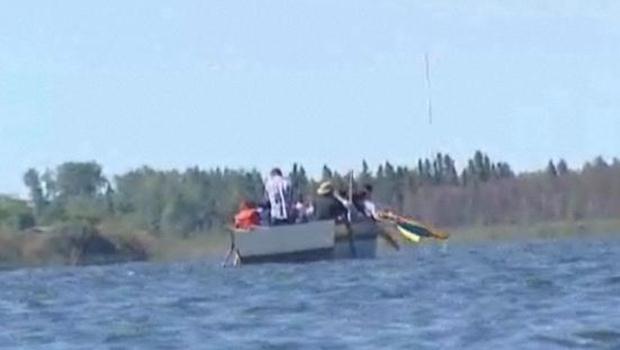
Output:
[
  {"xmin": 0, "ymin": 225, "xmax": 231, "ymax": 269},
  {"xmin": 448, "ymin": 219, "xmax": 620, "ymax": 243}
]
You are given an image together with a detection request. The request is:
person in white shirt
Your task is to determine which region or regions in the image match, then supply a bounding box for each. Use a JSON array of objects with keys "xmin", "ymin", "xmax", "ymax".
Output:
[
  {"xmin": 264, "ymin": 168, "xmax": 292, "ymax": 225},
  {"xmin": 353, "ymin": 184, "xmax": 379, "ymax": 220}
]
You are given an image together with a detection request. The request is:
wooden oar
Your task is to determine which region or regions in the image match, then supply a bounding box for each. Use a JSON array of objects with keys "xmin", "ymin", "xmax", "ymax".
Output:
[
  {"xmin": 377, "ymin": 210, "xmax": 449, "ymax": 241},
  {"xmin": 221, "ymin": 227, "xmax": 240, "ymax": 267},
  {"xmin": 376, "ymin": 223, "xmax": 401, "ymax": 250},
  {"xmin": 395, "ymin": 224, "xmax": 421, "ymax": 243}
]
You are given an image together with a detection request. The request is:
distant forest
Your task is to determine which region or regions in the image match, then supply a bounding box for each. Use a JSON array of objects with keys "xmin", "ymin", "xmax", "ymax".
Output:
[{"xmin": 2, "ymin": 151, "xmax": 620, "ymax": 237}]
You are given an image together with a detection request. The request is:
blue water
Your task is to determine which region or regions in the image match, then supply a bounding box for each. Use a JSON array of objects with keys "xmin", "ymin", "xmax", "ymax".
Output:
[{"xmin": 1, "ymin": 236, "xmax": 620, "ymax": 349}]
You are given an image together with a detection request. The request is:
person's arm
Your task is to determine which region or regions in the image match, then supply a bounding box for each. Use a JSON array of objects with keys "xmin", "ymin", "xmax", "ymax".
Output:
[
  {"xmin": 364, "ymin": 200, "xmax": 378, "ymax": 219},
  {"xmin": 333, "ymin": 191, "xmax": 351, "ymax": 208}
]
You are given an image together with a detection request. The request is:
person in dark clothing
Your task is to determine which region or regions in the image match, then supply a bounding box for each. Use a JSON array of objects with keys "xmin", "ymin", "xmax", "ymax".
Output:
[
  {"xmin": 352, "ymin": 190, "xmax": 367, "ymax": 214},
  {"xmin": 352, "ymin": 184, "xmax": 379, "ymax": 220},
  {"xmin": 314, "ymin": 181, "xmax": 349, "ymax": 220}
]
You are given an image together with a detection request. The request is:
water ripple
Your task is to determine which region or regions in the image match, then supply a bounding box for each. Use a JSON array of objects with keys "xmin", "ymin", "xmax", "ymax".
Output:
[{"xmin": 1, "ymin": 235, "xmax": 619, "ymax": 349}]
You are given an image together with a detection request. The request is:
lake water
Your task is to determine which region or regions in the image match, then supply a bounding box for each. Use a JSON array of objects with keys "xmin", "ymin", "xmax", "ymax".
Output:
[{"xmin": 1, "ymin": 235, "xmax": 620, "ymax": 349}]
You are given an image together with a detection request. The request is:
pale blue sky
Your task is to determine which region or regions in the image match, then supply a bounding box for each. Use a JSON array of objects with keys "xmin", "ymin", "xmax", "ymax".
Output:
[{"xmin": 1, "ymin": 1, "xmax": 619, "ymax": 195}]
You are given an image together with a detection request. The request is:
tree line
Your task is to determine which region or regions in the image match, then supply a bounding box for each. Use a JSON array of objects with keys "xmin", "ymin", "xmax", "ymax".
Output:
[{"xmin": 2, "ymin": 151, "xmax": 619, "ymax": 236}]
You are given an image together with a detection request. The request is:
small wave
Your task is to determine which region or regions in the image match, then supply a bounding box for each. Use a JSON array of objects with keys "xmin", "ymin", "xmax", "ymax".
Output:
[
  {"xmin": 103, "ymin": 321, "xmax": 153, "ymax": 344},
  {"xmin": 242, "ymin": 302, "xmax": 311, "ymax": 315},
  {"xmin": 2, "ymin": 237, "xmax": 620, "ymax": 349},
  {"xmin": 574, "ymin": 329, "xmax": 620, "ymax": 344},
  {"xmin": 605, "ymin": 275, "xmax": 620, "ymax": 285},
  {"xmin": 532, "ymin": 334, "xmax": 586, "ymax": 348},
  {"xmin": 525, "ymin": 277, "xmax": 555, "ymax": 290}
]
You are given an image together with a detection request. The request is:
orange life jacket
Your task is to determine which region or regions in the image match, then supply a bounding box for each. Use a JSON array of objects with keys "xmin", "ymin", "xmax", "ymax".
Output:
[{"xmin": 234, "ymin": 208, "xmax": 260, "ymax": 230}]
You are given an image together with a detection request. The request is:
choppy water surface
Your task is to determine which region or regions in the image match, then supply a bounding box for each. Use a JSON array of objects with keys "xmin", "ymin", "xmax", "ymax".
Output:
[{"xmin": 1, "ymin": 235, "xmax": 620, "ymax": 349}]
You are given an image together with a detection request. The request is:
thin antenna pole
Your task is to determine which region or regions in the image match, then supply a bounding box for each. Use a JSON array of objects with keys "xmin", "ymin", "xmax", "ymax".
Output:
[{"xmin": 424, "ymin": 52, "xmax": 433, "ymax": 125}]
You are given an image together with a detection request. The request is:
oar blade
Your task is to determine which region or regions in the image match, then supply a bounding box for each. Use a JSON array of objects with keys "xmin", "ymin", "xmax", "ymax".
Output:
[
  {"xmin": 397, "ymin": 221, "xmax": 449, "ymax": 240},
  {"xmin": 377, "ymin": 210, "xmax": 450, "ymax": 241},
  {"xmin": 396, "ymin": 224, "xmax": 421, "ymax": 243}
]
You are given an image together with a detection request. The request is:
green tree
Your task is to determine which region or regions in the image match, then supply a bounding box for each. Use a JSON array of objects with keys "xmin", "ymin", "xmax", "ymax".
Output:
[
  {"xmin": 64, "ymin": 195, "xmax": 109, "ymax": 225},
  {"xmin": 41, "ymin": 169, "xmax": 57, "ymax": 200},
  {"xmin": 546, "ymin": 160, "xmax": 558, "ymax": 177},
  {"xmin": 358, "ymin": 160, "xmax": 372, "ymax": 186},
  {"xmin": 289, "ymin": 163, "xmax": 310, "ymax": 200},
  {"xmin": 443, "ymin": 154, "xmax": 458, "ymax": 185},
  {"xmin": 114, "ymin": 167, "xmax": 167, "ymax": 232},
  {"xmin": 0, "ymin": 196, "xmax": 35, "ymax": 231},
  {"xmin": 557, "ymin": 159, "xmax": 569, "ymax": 175},
  {"xmin": 23, "ymin": 168, "xmax": 46, "ymax": 216},
  {"xmin": 56, "ymin": 162, "xmax": 107, "ymax": 198}
]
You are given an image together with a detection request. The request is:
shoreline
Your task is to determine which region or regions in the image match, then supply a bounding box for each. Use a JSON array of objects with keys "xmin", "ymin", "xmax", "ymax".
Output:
[
  {"xmin": 447, "ymin": 219, "xmax": 620, "ymax": 243},
  {"xmin": 2, "ymin": 219, "xmax": 620, "ymax": 269}
]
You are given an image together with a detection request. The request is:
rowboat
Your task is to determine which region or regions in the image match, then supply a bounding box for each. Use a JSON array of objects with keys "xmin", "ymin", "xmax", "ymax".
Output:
[{"xmin": 223, "ymin": 219, "xmax": 379, "ymax": 265}]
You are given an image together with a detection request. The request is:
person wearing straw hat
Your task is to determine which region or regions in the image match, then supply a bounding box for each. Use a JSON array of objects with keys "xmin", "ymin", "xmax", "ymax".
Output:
[{"xmin": 314, "ymin": 181, "xmax": 349, "ymax": 220}]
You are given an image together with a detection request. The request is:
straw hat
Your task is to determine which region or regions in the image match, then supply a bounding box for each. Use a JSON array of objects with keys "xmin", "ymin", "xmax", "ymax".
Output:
[{"xmin": 316, "ymin": 181, "xmax": 334, "ymax": 196}]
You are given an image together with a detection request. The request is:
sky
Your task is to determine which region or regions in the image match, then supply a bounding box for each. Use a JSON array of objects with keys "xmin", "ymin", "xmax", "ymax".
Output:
[{"xmin": 1, "ymin": 1, "xmax": 619, "ymax": 195}]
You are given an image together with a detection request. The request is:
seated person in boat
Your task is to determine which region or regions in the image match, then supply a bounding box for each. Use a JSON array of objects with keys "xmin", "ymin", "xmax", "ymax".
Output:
[
  {"xmin": 313, "ymin": 181, "xmax": 349, "ymax": 221},
  {"xmin": 293, "ymin": 194, "xmax": 313, "ymax": 224},
  {"xmin": 234, "ymin": 201, "xmax": 261, "ymax": 230},
  {"xmin": 264, "ymin": 167, "xmax": 293, "ymax": 225},
  {"xmin": 352, "ymin": 184, "xmax": 379, "ymax": 220}
]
